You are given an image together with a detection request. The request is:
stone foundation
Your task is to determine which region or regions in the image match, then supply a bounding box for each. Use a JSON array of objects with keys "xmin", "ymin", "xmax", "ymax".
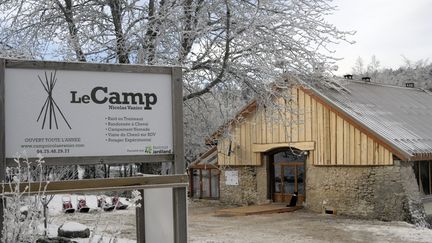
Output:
[
  {"xmin": 219, "ymin": 166, "xmax": 269, "ymax": 205},
  {"xmin": 219, "ymin": 159, "xmax": 427, "ymax": 225},
  {"xmin": 306, "ymin": 160, "xmax": 427, "ymax": 225}
]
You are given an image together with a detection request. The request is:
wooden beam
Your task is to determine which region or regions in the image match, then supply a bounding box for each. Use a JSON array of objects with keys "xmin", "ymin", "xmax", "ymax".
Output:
[
  {"xmin": 252, "ymin": 141, "xmax": 315, "ymax": 153},
  {"xmin": 5, "ymin": 59, "xmax": 173, "ymax": 74},
  {"xmin": 0, "ymin": 175, "xmax": 188, "ymax": 195},
  {"xmin": 6, "ymin": 154, "xmax": 175, "ymax": 167}
]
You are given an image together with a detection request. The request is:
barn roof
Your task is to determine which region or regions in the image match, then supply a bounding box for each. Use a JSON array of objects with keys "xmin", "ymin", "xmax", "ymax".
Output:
[
  {"xmin": 188, "ymin": 146, "xmax": 219, "ymax": 169},
  {"xmin": 209, "ymin": 78, "xmax": 432, "ymax": 161},
  {"xmin": 306, "ymin": 79, "xmax": 432, "ymax": 161}
]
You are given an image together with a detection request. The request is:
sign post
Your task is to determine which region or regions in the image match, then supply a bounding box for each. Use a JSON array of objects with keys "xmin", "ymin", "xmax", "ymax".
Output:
[
  {"xmin": 171, "ymin": 67, "xmax": 187, "ymax": 243},
  {"xmin": 0, "ymin": 59, "xmax": 5, "ymax": 240},
  {"xmin": 0, "ymin": 59, "xmax": 187, "ymax": 242}
]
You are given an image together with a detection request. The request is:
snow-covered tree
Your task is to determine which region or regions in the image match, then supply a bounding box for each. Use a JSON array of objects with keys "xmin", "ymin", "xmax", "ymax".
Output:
[
  {"xmin": 0, "ymin": 41, "xmax": 28, "ymax": 59},
  {"xmin": 352, "ymin": 56, "xmax": 365, "ymax": 75},
  {"xmin": 358, "ymin": 56, "xmax": 432, "ymax": 90},
  {"xmin": 366, "ymin": 55, "xmax": 380, "ymax": 78},
  {"xmin": 0, "ymin": 0, "xmax": 354, "ymax": 162},
  {"xmin": 0, "ymin": 0, "xmax": 353, "ymax": 97}
]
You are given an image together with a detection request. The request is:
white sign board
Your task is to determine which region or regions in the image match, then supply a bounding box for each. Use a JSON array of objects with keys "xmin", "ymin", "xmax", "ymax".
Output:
[
  {"xmin": 145, "ymin": 188, "xmax": 174, "ymax": 243},
  {"xmin": 5, "ymin": 68, "xmax": 173, "ymax": 158},
  {"xmin": 225, "ymin": 170, "xmax": 239, "ymax": 186}
]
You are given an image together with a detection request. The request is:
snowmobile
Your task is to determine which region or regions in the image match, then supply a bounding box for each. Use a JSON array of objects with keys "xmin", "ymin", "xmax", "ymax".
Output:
[
  {"xmin": 76, "ymin": 196, "xmax": 90, "ymax": 213},
  {"xmin": 62, "ymin": 196, "xmax": 75, "ymax": 213},
  {"xmin": 97, "ymin": 196, "xmax": 115, "ymax": 212},
  {"xmin": 112, "ymin": 196, "xmax": 128, "ymax": 210}
]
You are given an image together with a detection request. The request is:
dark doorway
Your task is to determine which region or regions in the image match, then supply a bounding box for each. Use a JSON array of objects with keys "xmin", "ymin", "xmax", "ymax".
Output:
[{"xmin": 268, "ymin": 148, "xmax": 306, "ymax": 204}]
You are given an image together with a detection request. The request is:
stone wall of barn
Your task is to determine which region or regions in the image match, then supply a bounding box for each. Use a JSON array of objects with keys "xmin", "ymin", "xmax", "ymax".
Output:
[
  {"xmin": 219, "ymin": 166, "xmax": 269, "ymax": 205},
  {"xmin": 306, "ymin": 160, "xmax": 427, "ymax": 225},
  {"xmin": 218, "ymin": 159, "xmax": 427, "ymax": 225}
]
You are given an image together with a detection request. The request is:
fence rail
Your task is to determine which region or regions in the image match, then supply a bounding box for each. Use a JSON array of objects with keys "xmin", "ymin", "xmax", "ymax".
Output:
[{"xmin": 1, "ymin": 174, "xmax": 188, "ymax": 195}]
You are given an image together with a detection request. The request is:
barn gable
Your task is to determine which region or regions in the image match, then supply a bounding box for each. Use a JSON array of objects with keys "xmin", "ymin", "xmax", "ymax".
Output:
[{"xmin": 216, "ymin": 83, "xmax": 396, "ymax": 166}]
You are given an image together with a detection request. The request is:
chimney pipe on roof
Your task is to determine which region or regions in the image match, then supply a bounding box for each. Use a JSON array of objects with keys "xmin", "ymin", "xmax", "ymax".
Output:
[
  {"xmin": 361, "ymin": 77, "xmax": 371, "ymax": 82},
  {"xmin": 343, "ymin": 74, "xmax": 353, "ymax": 79},
  {"xmin": 405, "ymin": 83, "xmax": 415, "ymax": 88}
]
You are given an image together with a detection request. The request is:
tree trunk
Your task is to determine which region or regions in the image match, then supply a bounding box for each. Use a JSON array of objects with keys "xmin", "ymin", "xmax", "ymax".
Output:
[
  {"xmin": 56, "ymin": 0, "xmax": 86, "ymax": 62},
  {"xmin": 179, "ymin": 0, "xmax": 204, "ymax": 63},
  {"xmin": 108, "ymin": 0, "xmax": 130, "ymax": 63},
  {"xmin": 142, "ymin": 0, "xmax": 157, "ymax": 64}
]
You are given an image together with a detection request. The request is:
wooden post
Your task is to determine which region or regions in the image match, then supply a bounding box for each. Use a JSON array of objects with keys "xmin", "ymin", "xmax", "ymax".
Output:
[
  {"xmin": 136, "ymin": 189, "xmax": 145, "ymax": 243},
  {"xmin": 171, "ymin": 67, "xmax": 187, "ymax": 243},
  {"xmin": 0, "ymin": 58, "xmax": 5, "ymax": 239},
  {"xmin": 199, "ymin": 169, "xmax": 203, "ymax": 198},
  {"xmin": 188, "ymin": 169, "xmax": 193, "ymax": 198},
  {"xmin": 172, "ymin": 187, "xmax": 187, "ymax": 243},
  {"xmin": 264, "ymin": 154, "xmax": 271, "ymax": 200},
  {"xmin": 209, "ymin": 169, "xmax": 212, "ymax": 198}
]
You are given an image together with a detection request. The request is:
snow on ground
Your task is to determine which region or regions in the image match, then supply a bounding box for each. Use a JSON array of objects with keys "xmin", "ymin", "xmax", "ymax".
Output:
[
  {"xmin": 188, "ymin": 200, "xmax": 432, "ymax": 243},
  {"xmin": 44, "ymin": 222, "xmax": 135, "ymax": 243},
  {"xmin": 59, "ymin": 222, "xmax": 88, "ymax": 231},
  {"xmin": 46, "ymin": 194, "xmax": 135, "ymax": 242},
  {"xmin": 43, "ymin": 197, "xmax": 432, "ymax": 242}
]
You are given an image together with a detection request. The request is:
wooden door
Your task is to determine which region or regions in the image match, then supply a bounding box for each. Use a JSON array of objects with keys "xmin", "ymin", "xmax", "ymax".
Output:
[
  {"xmin": 273, "ymin": 163, "xmax": 304, "ymax": 203},
  {"xmin": 270, "ymin": 150, "xmax": 306, "ymax": 204}
]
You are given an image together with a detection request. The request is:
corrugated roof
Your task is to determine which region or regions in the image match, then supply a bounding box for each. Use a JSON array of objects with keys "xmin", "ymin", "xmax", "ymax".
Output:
[{"xmin": 307, "ymin": 79, "xmax": 432, "ymax": 161}]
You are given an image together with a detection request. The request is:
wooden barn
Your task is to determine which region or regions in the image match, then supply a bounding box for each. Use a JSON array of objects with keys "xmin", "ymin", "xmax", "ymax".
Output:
[{"xmin": 189, "ymin": 78, "xmax": 432, "ymax": 224}]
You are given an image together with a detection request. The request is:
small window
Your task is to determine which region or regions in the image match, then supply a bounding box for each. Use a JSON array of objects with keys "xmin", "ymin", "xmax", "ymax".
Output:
[{"xmin": 190, "ymin": 168, "xmax": 220, "ymax": 199}]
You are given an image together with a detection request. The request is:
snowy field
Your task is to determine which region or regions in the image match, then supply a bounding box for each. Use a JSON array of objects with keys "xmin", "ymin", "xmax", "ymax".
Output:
[
  {"xmin": 44, "ymin": 197, "xmax": 432, "ymax": 242},
  {"xmin": 46, "ymin": 194, "xmax": 136, "ymax": 243},
  {"xmin": 188, "ymin": 201, "xmax": 432, "ymax": 243}
]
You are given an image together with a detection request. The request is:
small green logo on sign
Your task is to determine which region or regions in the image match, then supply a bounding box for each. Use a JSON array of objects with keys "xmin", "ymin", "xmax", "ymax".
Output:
[{"xmin": 145, "ymin": 145, "xmax": 153, "ymax": 154}]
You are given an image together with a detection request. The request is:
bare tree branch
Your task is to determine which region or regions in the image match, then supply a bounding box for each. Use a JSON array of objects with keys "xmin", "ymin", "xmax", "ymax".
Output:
[{"xmin": 183, "ymin": 0, "xmax": 231, "ymax": 101}]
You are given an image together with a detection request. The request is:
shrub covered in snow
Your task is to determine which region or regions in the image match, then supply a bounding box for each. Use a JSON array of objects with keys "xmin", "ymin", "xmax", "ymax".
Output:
[{"xmin": 1, "ymin": 154, "xmax": 47, "ymax": 242}]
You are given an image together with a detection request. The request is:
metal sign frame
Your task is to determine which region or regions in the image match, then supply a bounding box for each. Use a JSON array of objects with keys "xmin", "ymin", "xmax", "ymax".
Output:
[{"xmin": 0, "ymin": 59, "xmax": 187, "ymax": 243}]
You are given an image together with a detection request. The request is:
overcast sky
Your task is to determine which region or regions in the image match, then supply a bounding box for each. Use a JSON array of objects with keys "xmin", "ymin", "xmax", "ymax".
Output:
[{"xmin": 326, "ymin": 0, "xmax": 432, "ymax": 75}]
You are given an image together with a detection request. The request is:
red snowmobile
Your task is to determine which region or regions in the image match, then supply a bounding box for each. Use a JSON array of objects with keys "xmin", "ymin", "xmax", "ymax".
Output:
[
  {"xmin": 97, "ymin": 196, "xmax": 115, "ymax": 212},
  {"xmin": 112, "ymin": 196, "xmax": 128, "ymax": 210},
  {"xmin": 62, "ymin": 196, "xmax": 75, "ymax": 213}
]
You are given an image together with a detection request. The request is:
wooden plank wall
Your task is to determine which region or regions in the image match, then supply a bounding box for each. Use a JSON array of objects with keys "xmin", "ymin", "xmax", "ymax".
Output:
[{"xmin": 218, "ymin": 87, "xmax": 393, "ymax": 166}]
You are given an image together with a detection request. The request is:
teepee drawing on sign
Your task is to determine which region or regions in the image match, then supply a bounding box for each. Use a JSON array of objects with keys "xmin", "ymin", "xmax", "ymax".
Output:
[{"xmin": 37, "ymin": 71, "xmax": 72, "ymax": 130}]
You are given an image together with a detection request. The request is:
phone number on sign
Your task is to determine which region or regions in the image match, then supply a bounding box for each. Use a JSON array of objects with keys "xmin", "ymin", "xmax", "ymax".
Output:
[{"xmin": 36, "ymin": 149, "xmax": 70, "ymax": 154}]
